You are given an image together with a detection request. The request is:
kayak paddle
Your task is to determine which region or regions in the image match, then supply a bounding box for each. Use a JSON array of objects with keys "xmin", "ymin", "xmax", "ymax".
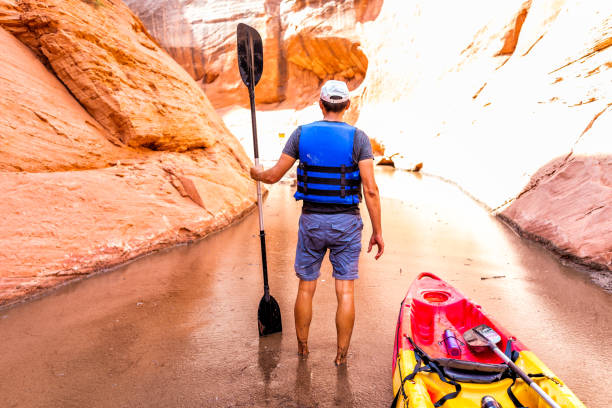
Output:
[
  {"xmin": 236, "ymin": 23, "xmax": 282, "ymax": 336},
  {"xmin": 464, "ymin": 324, "xmax": 561, "ymax": 408}
]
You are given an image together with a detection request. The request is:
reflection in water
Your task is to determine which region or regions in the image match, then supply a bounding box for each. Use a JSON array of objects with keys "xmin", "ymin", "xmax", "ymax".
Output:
[
  {"xmin": 258, "ymin": 333, "xmax": 282, "ymax": 396},
  {"xmin": 335, "ymin": 365, "xmax": 355, "ymax": 407},
  {"xmin": 295, "ymin": 358, "xmax": 314, "ymax": 406}
]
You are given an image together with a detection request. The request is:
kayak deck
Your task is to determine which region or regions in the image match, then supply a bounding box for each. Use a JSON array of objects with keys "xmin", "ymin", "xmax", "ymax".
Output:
[
  {"xmin": 392, "ymin": 273, "xmax": 586, "ymax": 407},
  {"xmin": 394, "ymin": 273, "xmax": 525, "ymax": 369}
]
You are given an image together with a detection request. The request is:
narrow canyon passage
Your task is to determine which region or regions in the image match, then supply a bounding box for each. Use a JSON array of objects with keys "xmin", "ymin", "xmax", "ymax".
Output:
[{"xmin": 0, "ymin": 168, "xmax": 610, "ymax": 407}]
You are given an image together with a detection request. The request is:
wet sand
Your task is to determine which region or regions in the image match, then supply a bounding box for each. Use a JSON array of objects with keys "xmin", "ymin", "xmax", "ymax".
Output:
[{"xmin": 1, "ymin": 167, "xmax": 610, "ymax": 407}]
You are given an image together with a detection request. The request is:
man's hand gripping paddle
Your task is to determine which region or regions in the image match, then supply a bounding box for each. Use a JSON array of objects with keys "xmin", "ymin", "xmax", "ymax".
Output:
[
  {"xmin": 464, "ymin": 325, "xmax": 561, "ymax": 408},
  {"xmin": 237, "ymin": 23, "xmax": 282, "ymax": 336}
]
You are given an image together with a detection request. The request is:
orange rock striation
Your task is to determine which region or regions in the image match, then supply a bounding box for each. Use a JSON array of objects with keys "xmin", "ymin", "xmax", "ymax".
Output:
[
  {"xmin": 0, "ymin": 0, "xmax": 256, "ymax": 306},
  {"xmin": 126, "ymin": 0, "xmax": 611, "ymax": 273},
  {"xmin": 123, "ymin": 0, "xmax": 378, "ymax": 110}
]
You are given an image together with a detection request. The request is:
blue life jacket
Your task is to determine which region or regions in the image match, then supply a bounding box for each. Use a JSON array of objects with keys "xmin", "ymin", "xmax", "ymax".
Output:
[{"xmin": 294, "ymin": 121, "xmax": 361, "ymax": 205}]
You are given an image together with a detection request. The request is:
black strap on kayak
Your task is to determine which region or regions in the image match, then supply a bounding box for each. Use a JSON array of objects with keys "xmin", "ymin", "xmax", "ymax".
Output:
[
  {"xmin": 391, "ymin": 349, "xmax": 422, "ymax": 407},
  {"xmin": 390, "ymin": 389, "xmax": 400, "ymax": 408},
  {"xmin": 432, "ymin": 370, "xmax": 462, "ymax": 406},
  {"xmin": 391, "ymin": 301, "xmax": 410, "ymax": 408},
  {"xmin": 392, "ymin": 343, "xmax": 434, "ymax": 407},
  {"xmin": 504, "ymin": 339, "xmax": 513, "ymax": 360},
  {"xmin": 390, "ymin": 390, "xmax": 400, "ymax": 408},
  {"xmin": 407, "ymin": 337, "xmax": 462, "ymax": 407},
  {"xmin": 507, "ymin": 373, "xmax": 526, "ymax": 408}
]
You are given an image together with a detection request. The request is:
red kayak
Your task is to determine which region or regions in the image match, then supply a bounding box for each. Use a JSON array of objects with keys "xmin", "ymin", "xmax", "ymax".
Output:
[{"xmin": 391, "ymin": 273, "xmax": 585, "ymax": 407}]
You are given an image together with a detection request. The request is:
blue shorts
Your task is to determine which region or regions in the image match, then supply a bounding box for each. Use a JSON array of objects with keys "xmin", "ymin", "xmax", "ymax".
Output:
[{"xmin": 294, "ymin": 213, "xmax": 364, "ymax": 281}]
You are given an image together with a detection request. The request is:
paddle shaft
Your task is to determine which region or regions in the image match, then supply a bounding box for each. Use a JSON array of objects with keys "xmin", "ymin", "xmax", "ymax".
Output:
[
  {"xmin": 486, "ymin": 341, "xmax": 561, "ymax": 408},
  {"xmin": 247, "ymin": 35, "xmax": 270, "ymax": 301}
]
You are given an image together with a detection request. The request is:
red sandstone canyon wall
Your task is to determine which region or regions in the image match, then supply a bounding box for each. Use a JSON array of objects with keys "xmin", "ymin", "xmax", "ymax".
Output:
[
  {"xmin": 0, "ymin": 0, "xmax": 256, "ymax": 306},
  {"xmin": 125, "ymin": 0, "xmax": 611, "ymax": 273},
  {"xmin": 122, "ymin": 0, "xmax": 377, "ymax": 110}
]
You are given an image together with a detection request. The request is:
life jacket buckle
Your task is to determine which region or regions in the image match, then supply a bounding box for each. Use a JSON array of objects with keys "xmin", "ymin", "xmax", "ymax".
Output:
[
  {"xmin": 300, "ymin": 162, "xmax": 308, "ymax": 193},
  {"xmin": 340, "ymin": 164, "xmax": 346, "ymax": 198}
]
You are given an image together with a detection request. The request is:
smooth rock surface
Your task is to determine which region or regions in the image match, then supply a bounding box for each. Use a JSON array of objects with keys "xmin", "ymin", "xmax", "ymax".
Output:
[
  {"xmin": 0, "ymin": 26, "xmax": 135, "ymax": 172},
  {"xmin": 0, "ymin": 148, "xmax": 256, "ymax": 306},
  {"xmin": 501, "ymin": 155, "xmax": 612, "ymax": 270}
]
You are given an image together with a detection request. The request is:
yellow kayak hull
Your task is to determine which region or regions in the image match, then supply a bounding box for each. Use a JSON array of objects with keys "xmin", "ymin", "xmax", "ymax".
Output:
[{"xmin": 392, "ymin": 349, "xmax": 586, "ymax": 408}]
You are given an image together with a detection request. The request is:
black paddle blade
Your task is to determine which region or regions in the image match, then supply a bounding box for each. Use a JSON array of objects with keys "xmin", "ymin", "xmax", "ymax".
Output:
[
  {"xmin": 237, "ymin": 23, "xmax": 263, "ymax": 89},
  {"xmin": 258, "ymin": 294, "xmax": 282, "ymax": 336}
]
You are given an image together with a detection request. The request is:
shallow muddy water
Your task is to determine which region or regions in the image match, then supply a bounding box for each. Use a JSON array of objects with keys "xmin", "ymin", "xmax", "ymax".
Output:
[{"xmin": 1, "ymin": 168, "xmax": 610, "ymax": 407}]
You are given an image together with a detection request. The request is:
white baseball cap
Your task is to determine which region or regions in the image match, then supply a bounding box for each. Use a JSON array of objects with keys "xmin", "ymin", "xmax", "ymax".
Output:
[{"xmin": 320, "ymin": 80, "xmax": 350, "ymax": 103}]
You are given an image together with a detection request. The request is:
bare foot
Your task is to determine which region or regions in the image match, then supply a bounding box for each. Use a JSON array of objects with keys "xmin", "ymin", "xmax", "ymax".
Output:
[
  {"xmin": 298, "ymin": 340, "xmax": 309, "ymax": 357},
  {"xmin": 334, "ymin": 347, "xmax": 348, "ymax": 366}
]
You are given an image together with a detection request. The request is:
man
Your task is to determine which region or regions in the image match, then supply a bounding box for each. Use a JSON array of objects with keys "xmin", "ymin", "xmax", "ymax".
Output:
[{"xmin": 250, "ymin": 80, "xmax": 384, "ymax": 366}]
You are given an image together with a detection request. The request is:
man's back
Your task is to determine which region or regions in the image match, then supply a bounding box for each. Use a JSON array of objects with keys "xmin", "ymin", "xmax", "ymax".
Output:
[
  {"xmin": 249, "ymin": 80, "xmax": 383, "ymax": 365},
  {"xmin": 282, "ymin": 120, "xmax": 374, "ymax": 214}
]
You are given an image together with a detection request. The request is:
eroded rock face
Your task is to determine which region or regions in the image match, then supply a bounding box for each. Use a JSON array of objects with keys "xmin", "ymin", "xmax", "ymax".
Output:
[
  {"xmin": 0, "ymin": 0, "xmax": 256, "ymax": 306},
  {"xmin": 353, "ymin": 0, "xmax": 611, "ymax": 271},
  {"xmin": 123, "ymin": 0, "xmax": 378, "ymax": 109},
  {"xmin": 12, "ymin": 0, "xmax": 234, "ymax": 151},
  {"xmin": 0, "ymin": 0, "xmax": 46, "ymax": 61},
  {"xmin": 357, "ymin": 0, "xmax": 611, "ymax": 204}
]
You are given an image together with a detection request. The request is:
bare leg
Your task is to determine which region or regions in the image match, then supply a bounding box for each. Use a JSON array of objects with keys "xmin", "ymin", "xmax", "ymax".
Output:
[
  {"xmin": 334, "ymin": 279, "xmax": 355, "ymax": 366},
  {"xmin": 294, "ymin": 279, "xmax": 317, "ymax": 357}
]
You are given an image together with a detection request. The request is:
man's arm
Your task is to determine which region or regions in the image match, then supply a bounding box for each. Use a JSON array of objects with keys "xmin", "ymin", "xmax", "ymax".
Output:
[
  {"xmin": 250, "ymin": 153, "xmax": 296, "ymax": 184},
  {"xmin": 359, "ymin": 159, "xmax": 384, "ymax": 259}
]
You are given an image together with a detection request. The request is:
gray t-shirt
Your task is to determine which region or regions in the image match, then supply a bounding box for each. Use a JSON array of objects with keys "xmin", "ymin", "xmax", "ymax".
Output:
[{"xmin": 282, "ymin": 120, "xmax": 374, "ymax": 214}]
